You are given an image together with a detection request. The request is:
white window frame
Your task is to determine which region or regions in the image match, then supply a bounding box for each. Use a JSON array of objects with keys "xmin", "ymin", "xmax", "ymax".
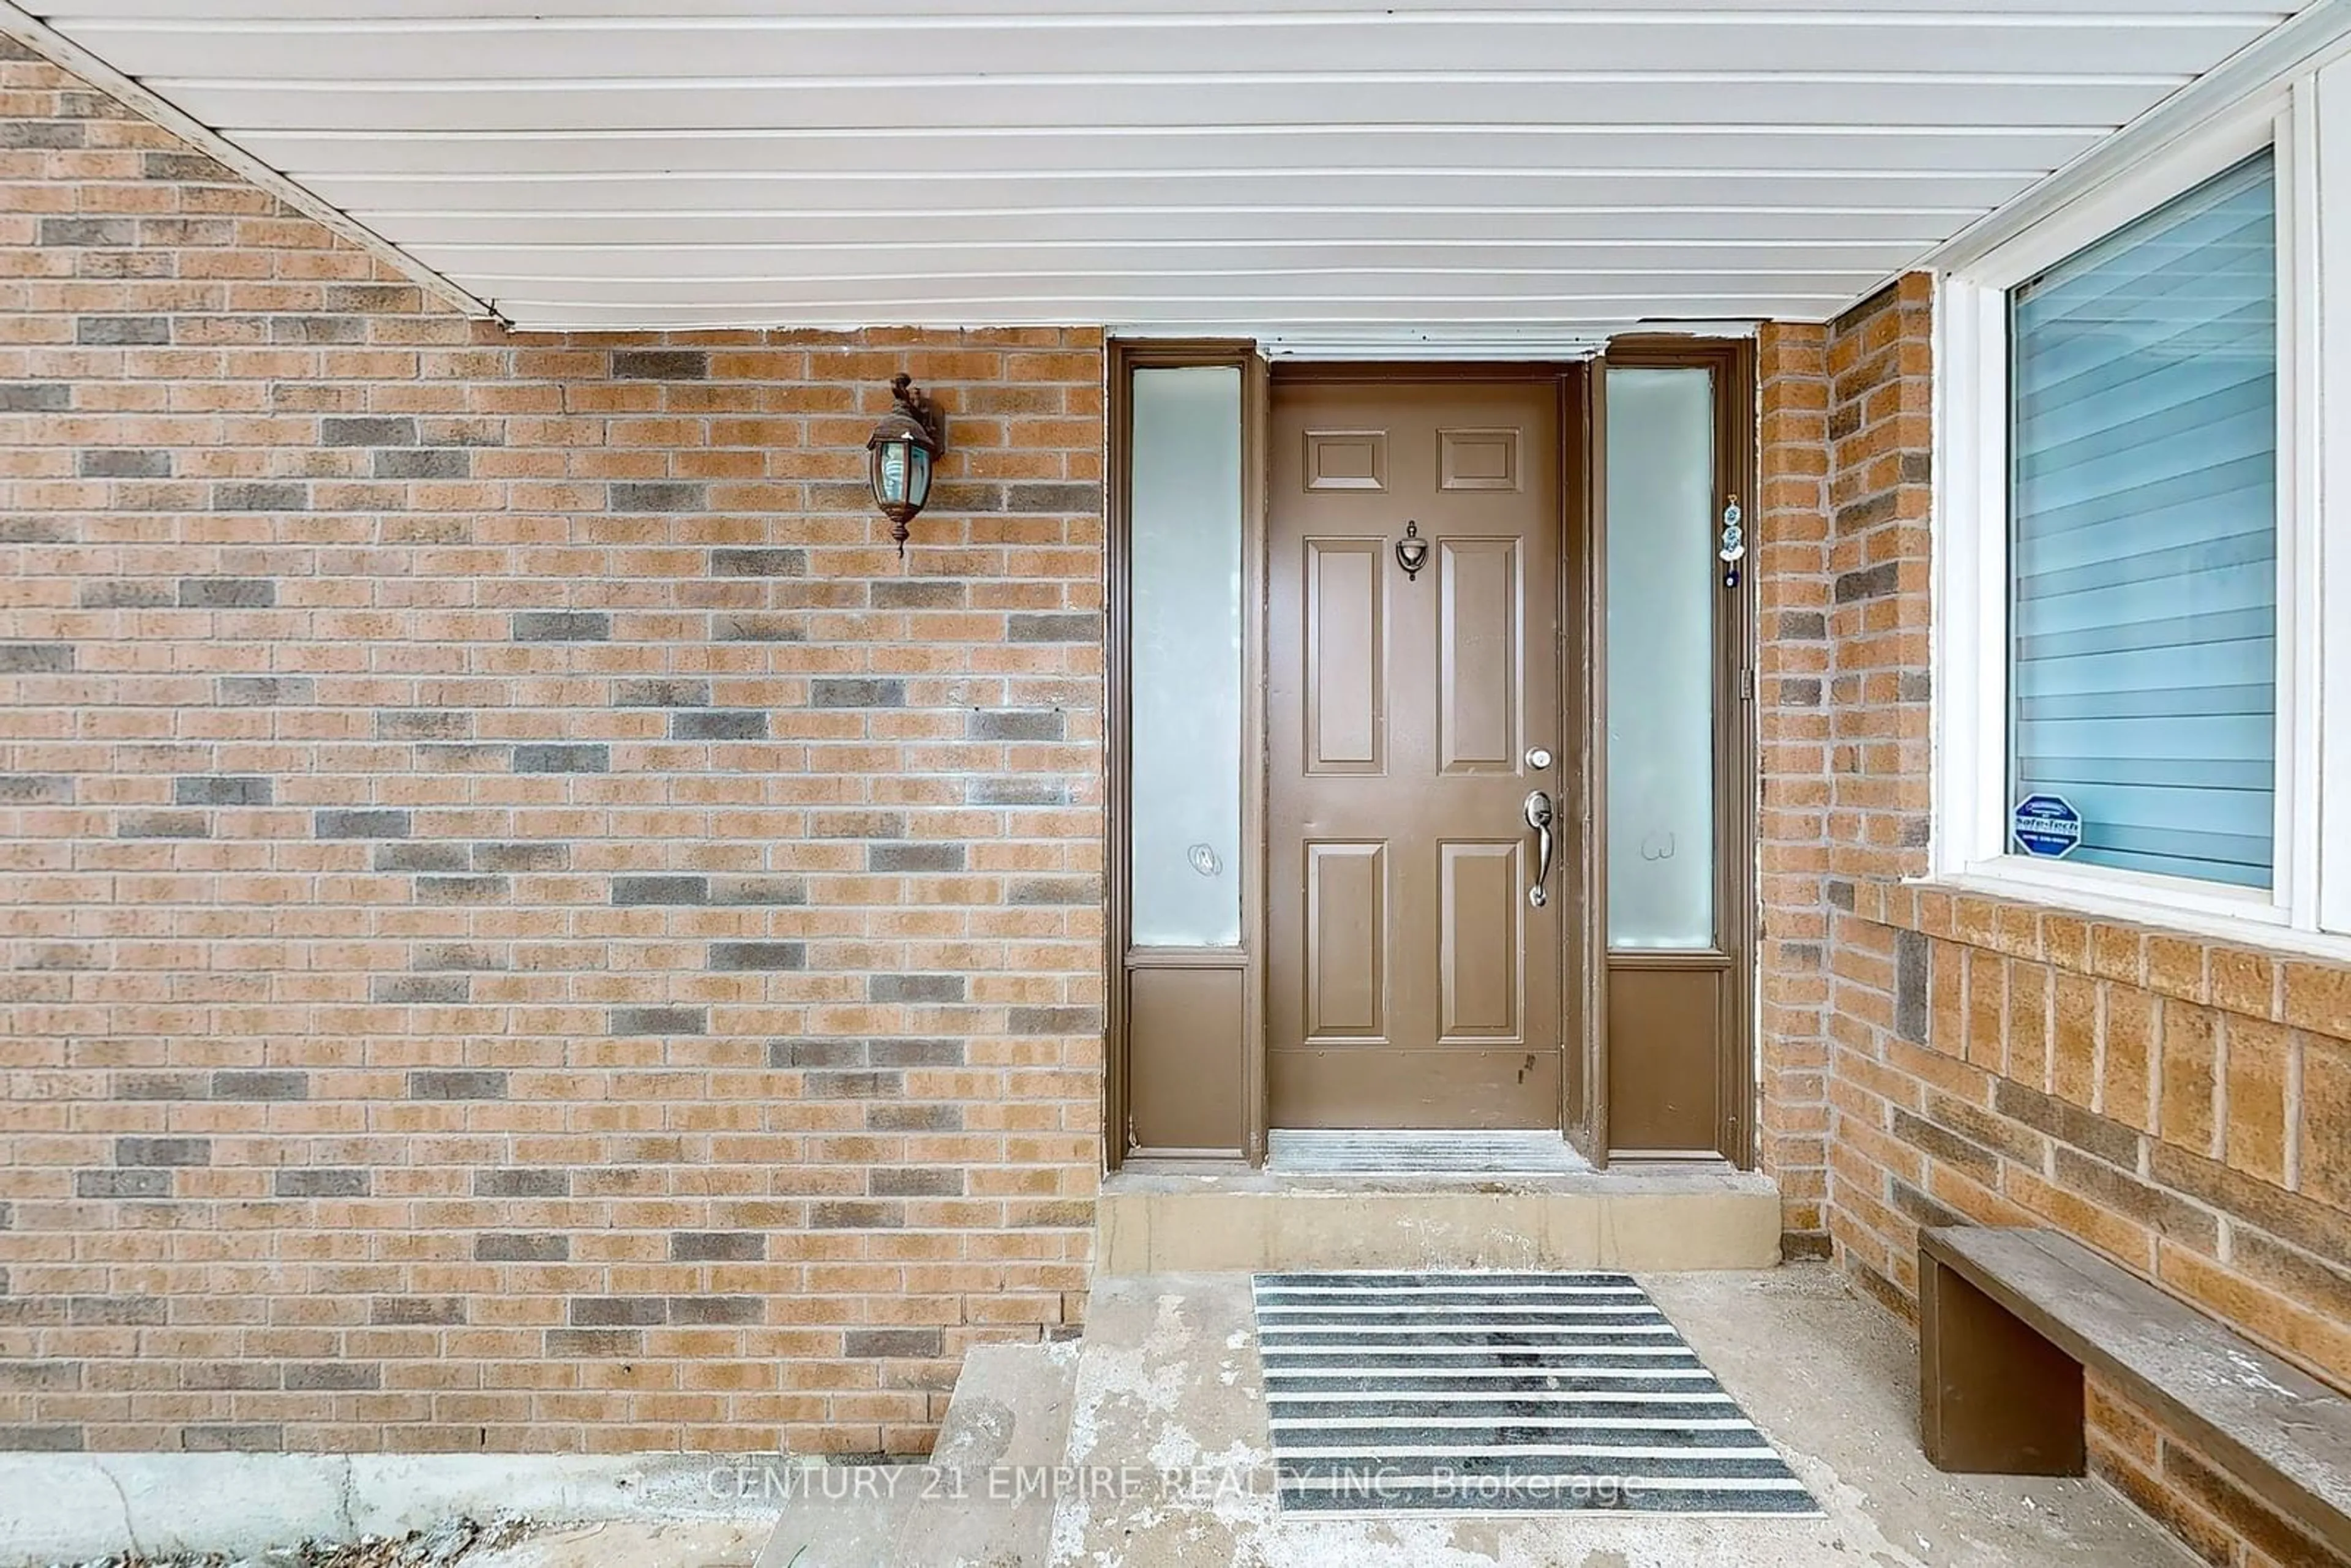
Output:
[{"xmin": 1933, "ymin": 63, "xmax": 2351, "ymax": 948}]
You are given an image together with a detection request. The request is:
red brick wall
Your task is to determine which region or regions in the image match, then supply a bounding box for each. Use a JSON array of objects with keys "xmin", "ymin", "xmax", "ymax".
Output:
[
  {"xmin": 0, "ymin": 38, "xmax": 1104, "ymax": 1455},
  {"xmin": 1760, "ymin": 275, "xmax": 2351, "ymax": 1566}
]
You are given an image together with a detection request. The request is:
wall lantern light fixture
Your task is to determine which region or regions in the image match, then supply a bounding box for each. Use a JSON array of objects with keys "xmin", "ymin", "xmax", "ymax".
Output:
[{"xmin": 866, "ymin": 372, "xmax": 947, "ymax": 557}]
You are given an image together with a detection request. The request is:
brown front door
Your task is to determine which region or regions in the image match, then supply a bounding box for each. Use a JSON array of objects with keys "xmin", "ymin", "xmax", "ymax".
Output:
[{"xmin": 1267, "ymin": 376, "xmax": 1564, "ymax": 1128}]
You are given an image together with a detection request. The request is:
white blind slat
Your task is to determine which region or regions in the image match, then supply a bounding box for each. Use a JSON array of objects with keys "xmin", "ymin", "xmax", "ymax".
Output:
[{"xmin": 2008, "ymin": 149, "xmax": 2278, "ymax": 890}]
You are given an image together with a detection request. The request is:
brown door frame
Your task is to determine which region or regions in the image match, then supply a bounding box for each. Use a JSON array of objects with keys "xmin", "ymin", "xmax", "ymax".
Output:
[
  {"xmin": 1592, "ymin": 337, "xmax": 1760, "ymax": 1167},
  {"xmin": 1104, "ymin": 341, "xmax": 1757, "ymax": 1171}
]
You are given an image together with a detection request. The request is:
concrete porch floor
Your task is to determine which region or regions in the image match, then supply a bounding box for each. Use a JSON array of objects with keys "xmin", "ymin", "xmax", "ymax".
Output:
[{"xmin": 1045, "ymin": 1263, "xmax": 2200, "ymax": 1567}]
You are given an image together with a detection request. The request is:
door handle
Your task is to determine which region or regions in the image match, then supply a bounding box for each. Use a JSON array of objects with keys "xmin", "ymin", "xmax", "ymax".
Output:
[{"xmin": 1523, "ymin": 789, "xmax": 1554, "ymax": 909}]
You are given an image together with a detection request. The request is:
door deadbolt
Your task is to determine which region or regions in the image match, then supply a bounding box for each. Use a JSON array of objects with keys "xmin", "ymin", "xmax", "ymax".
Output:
[{"xmin": 1526, "ymin": 746, "xmax": 1554, "ymax": 771}]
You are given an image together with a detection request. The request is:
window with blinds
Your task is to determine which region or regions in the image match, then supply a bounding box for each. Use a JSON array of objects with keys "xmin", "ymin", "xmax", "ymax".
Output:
[{"xmin": 2007, "ymin": 150, "xmax": 2279, "ymax": 890}]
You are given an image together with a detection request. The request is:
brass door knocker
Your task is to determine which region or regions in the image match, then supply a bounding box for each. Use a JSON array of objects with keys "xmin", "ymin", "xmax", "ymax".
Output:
[{"xmin": 1395, "ymin": 521, "xmax": 1430, "ymax": 580}]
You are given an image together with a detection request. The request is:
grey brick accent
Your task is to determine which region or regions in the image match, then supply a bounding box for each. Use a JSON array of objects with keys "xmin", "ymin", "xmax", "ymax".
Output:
[
  {"xmin": 672, "ymin": 1297, "xmax": 761, "ymax": 1326},
  {"xmin": 1834, "ymin": 561, "xmax": 1902, "ymax": 603},
  {"xmin": 0, "ymin": 644, "xmax": 73, "ymax": 673},
  {"xmin": 80, "ymin": 316, "xmax": 169, "ymax": 345},
  {"xmin": 611, "ymin": 1006, "xmax": 707, "ymax": 1036},
  {"xmin": 210, "ymin": 482, "xmax": 306, "ymax": 511},
  {"xmin": 0, "ymin": 519, "xmax": 70, "ymax": 543},
  {"xmin": 211, "ymin": 1071, "xmax": 307, "ymax": 1100},
  {"xmin": 872, "ymin": 1168, "xmax": 964, "ymax": 1198},
  {"xmin": 615, "ymin": 678, "xmax": 709, "ymax": 707},
  {"xmin": 378, "ymin": 710, "xmax": 471, "ymax": 740},
  {"xmin": 967, "ymin": 778, "xmax": 1069, "ymax": 807},
  {"xmin": 217, "ymin": 676, "xmax": 311, "ymax": 705},
  {"xmin": 1008, "ymin": 876, "xmax": 1101, "ymax": 906},
  {"xmin": 869, "ymin": 974, "xmax": 965, "ymax": 1004},
  {"xmin": 286, "ymin": 1364, "xmax": 380, "ymax": 1391},
  {"xmin": 868, "ymin": 1038, "xmax": 966, "ymax": 1068},
  {"xmin": 322, "ymin": 416, "xmax": 417, "ymax": 446},
  {"xmin": 670, "ymin": 1232, "xmax": 764, "ymax": 1262},
  {"xmin": 178, "ymin": 573, "xmax": 275, "ymax": 606},
  {"xmin": 0, "ymin": 776, "xmax": 72, "ymax": 803},
  {"xmin": 408, "ymin": 1070, "xmax": 508, "ymax": 1100},
  {"xmin": 671, "ymin": 710, "xmax": 767, "ymax": 740},
  {"xmin": 1008, "ymin": 1005, "xmax": 1103, "ymax": 1033},
  {"xmin": 842, "ymin": 1329, "xmax": 942, "ymax": 1360},
  {"xmin": 1895, "ymin": 931, "xmax": 1932, "ymax": 1045},
  {"xmin": 571, "ymin": 1296, "xmax": 667, "ymax": 1327},
  {"xmin": 869, "ymin": 1103, "xmax": 961, "ymax": 1132},
  {"xmin": 0, "ymin": 383, "xmax": 68, "ymax": 412},
  {"xmin": 872, "ymin": 580, "xmax": 964, "ymax": 610},
  {"xmin": 42, "ymin": 217, "xmax": 132, "ymax": 247},
  {"xmin": 417, "ymin": 875, "xmax": 509, "ymax": 904},
  {"xmin": 546, "ymin": 1329, "xmax": 642, "ymax": 1358},
  {"xmin": 175, "ymin": 775, "xmax": 272, "ymax": 806},
  {"xmin": 711, "ymin": 548, "xmax": 806, "ymax": 576},
  {"xmin": 119, "ymin": 1073, "xmax": 201, "ymax": 1100},
  {"xmin": 709, "ymin": 942, "xmax": 807, "ymax": 971},
  {"xmin": 372, "ymin": 975, "xmax": 471, "ymax": 1004},
  {"xmin": 613, "ymin": 876, "xmax": 708, "ymax": 905},
  {"xmin": 771, "ymin": 1039, "xmax": 866, "ymax": 1069},
  {"xmin": 275, "ymin": 1169, "xmax": 369, "ymax": 1198},
  {"xmin": 710, "ymin": 876, "xmax": 807, "ymax": 906},
  {"xmin": 804, "ymin": 1071, "xmax": 901, "ymax": 1098},
  {"xmin": 511, "ymin": 611, "xmax": 611, "ymax": 642},
  {"xmin": 371, "ymin": 1297, "xmax": 466, "ymax": 1326},
  {"xmin": 315, "ymin": 809, "xmax": 410, "ymax": 839},
  {"xmin": 1008, "ymin": 612, "xmax": 1098, "ymax": 643},
  {"xmin": 868, "ymin": 843, "xmax": 966, "ymax": 873},
  {"xmin": 1005, "ymin": 481, "xmax": 1101, "ymax": 512},
  {"xmin": 79, "ymin": 448, "xmax": 170, "ymax": 478},
  {"xmin": 116, "ymin": 1138, "xmax": 210, "ymax": 1167},
  {"xmin": 376, "ymin": 843, "xmax": 470, "ymax": 873},
  {"xmin": 118, "ymin": 811, "xmax": 208, "ymax": 839},
  {"xmin": 612, "ymin": 350, "xmax": 707, "ymax": 378},
  {"xmin": 811, "ymin": 678, "xmax": 905, "ymax": 708},
  {"xmin": 513, "ymin": 744, "xmax": 609, "ymax": 773},
  {"xmin": 80, "ymin": 581, "xmax": 173, "ymax": 609},
  {"xmin": 0, "ymin": 1427, "xmax": 83, "ymax": 1452},
  {"xmin": 476, "ymin": 1168, "xmax": 568, "ymax": 1198},
  {"xmin": 77, "ymin": 1169, "xmax": 171, "ymax": 1198},
  {"xmin": 970, "ymin": 709, "xmax": 1064, "ymax": 741},
  {"xmin": 474, "ymin": 841, "xmax": 569, "ymax": 872},
  {"xmin": 610, "ymin": 481, "xmax": 704, "ymax": 512},
  {"xmin": 69, "ymin": 1297, "xmax": 166, "ymax": 1326},
  {"xmin": 477, "ymin": 1233, "xmax": 570, "ymax": 1263},
  {"xmin": 375, "ymin": 448, "xmax": 468, "ymax": 479}
]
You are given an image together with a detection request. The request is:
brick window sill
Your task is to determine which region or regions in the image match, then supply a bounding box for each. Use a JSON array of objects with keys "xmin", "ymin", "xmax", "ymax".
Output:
[{"xmin": 1846, "ymin": 875, "xmax": 2351, "ymax": 1039}]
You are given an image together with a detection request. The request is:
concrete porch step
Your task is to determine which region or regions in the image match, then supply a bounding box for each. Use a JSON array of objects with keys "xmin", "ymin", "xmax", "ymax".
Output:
[
  {"xmin": 1095, "ymin": 1166, "xmax": 1785, "ymax": 1274},
  {"xmin": 1045, "ymin": 1268, "xmax": 2205, "ymax": 1567}
]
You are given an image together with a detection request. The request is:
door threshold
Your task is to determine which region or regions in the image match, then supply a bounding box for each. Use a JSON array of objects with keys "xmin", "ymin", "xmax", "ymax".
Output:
[{"xmin": 1267, "ymin": 1127, "xmax": 1591, "ymax": 1176}]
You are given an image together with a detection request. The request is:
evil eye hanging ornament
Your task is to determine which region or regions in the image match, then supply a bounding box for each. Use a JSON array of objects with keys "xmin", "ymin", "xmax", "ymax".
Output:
[{"xmin": 1718, "ymin": 493, "xmax": 1745, "ymax": 590}]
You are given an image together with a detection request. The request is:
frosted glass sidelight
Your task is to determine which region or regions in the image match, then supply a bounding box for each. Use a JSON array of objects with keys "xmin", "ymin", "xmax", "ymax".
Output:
[
  {"xmin": 1607, "ymin": 367, "xmax": 1718, "ymax": 949},
  {"xmin": 2008, "ymin": 151, "xmax": 2276, "ymax": 889},
  {"xmin": 1130, "ymin": 366, "xmax": 1245, "ymax": 947}
]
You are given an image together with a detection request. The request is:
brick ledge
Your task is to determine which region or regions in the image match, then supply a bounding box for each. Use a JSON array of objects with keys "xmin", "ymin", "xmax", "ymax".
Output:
[{"xmin": 1837, "ymin": 877, "xmax": 2351, "ymax": 1040}]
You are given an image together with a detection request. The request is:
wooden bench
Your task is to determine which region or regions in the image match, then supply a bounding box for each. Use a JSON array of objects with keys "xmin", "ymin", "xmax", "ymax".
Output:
[{"xmin": 1918, "ymin": 1225, "xmax": 2351, "ymax": 1559}]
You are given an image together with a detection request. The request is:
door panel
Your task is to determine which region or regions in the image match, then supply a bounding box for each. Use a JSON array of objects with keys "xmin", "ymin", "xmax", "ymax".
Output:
[
  {"xmin": 1303, "ymin": 538, "xmax": 1385, "ymax": 775},
  {"xmin": 1438, "ymin": 839, "xmax": 1523, "ymax": 1041},
  {"xmin": 1303, "ymin": 841, "xmax": 1388, "ymax": 1041},
  {"xmin": 1438, "ymin": 536, "xmax": 1521, "ymax": 774},
  {"xmin": 1269, "ymin": 377, "xmax": 1564, "ymax": 1129}
]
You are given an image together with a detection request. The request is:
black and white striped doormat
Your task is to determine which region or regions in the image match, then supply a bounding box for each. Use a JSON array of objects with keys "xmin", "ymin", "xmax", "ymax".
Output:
[{"xmin": 1252, "ymin": 1270, "xmax": 1821, "ymax": 1515}]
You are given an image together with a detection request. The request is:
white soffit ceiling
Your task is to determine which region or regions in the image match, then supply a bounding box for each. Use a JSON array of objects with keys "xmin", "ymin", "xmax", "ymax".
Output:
[{"xmin": 18, "ymin": 0, "xmax": 2316, "ymax": 334}]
